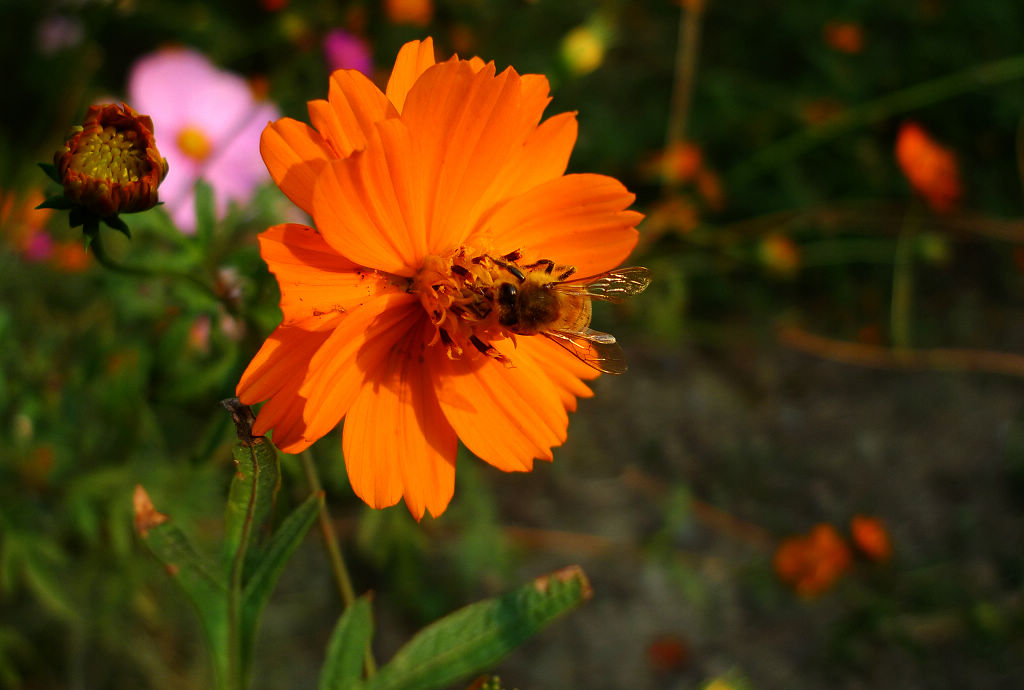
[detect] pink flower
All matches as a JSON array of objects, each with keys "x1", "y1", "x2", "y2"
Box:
[
  {"x1": 323, "y1": 29, "x2": 373, "y2": 76},
  {"x1": 128, "y1": 48, "x2": 280, "y2": 233}
]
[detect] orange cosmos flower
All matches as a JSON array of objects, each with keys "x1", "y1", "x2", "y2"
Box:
[
  {"x1": 895, "y1": 122, "x2": 961, "y2": 213},
  {"x1": 850, "y1": 514, "x2": 892, "y2": 562},
  {"x1": 237, "y1": 38, "x2": 644, "y2": 520},
  {"x1": 823, "y1": 21, "x2": 864, "y2": 54},
  {"x1": 773, "y1": 523, "x2": 852, "y2": 597},
  {"x1": 385, "y1": 0, "x2": 433, "y2": 27}
]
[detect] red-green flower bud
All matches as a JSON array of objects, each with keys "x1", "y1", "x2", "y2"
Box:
[{"x1": 55, "y1": 102, "x2": 168, "y2": 217}]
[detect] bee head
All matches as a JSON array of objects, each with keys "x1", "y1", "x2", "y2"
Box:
[{"x1": 497, "y1": 281, "x2": 519, "y2": 327}]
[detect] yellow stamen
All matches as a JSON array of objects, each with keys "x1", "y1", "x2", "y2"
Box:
[{"x1": 176, "y1": 125, "x2": 212, "y2": 162}]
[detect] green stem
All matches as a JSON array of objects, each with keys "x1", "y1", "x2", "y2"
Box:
[
  {"x1": 891, "y1": 205, "x2": 918, "y2": 349},
  {"x1": 88, "y1": 226, "x2": 222, "y2": 301},
  {"x1": 227, "y1": 445, "x2": 261, "y2": 690},
  {"x1": 730, "y1": 53, "x2": 1024, "y2": 184},
  {"x1": 299, "y1": 450, "x2": 377, "y2": 677}
]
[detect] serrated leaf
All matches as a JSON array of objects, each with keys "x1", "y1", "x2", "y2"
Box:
[
  {"x1": 223, "y1": 436, "x2": 280, "y2": 573},
  {"x1": 239, "y1": 492, "x2": 322, "y2": 676},
  {"x1": 135, "y1": 486, "x2": 229, "y2": 688},
  {"x1": 319, "y1": 596, "x2": 374, "y2": 690},
  {"x1": 242, "y1": 492, "x2": 321, "y2": 614},
  {"x1": 194, "y1": 180, "x2": 215, "y2": 246},
  {"x1": 366, "y1": 566, "x2": 592, "y2": 690}
]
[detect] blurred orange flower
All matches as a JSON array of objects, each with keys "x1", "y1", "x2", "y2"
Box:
[
  {"x1": 646, "y1": 141, "x2": 703, "y2": 185},
  {"x1": 895, "y1": 122, "x2": 961, "y2": 213},
  {"x1": 647, "y1": 634, "x2": 689, "y2": 672},
  {"x1": 774, "y1": 524, "x2": 852, "y2": 597},
  {"x1": 850, "y1": 515, "x2": 892, "y2": 562},
  {"x1": 2, "y1": 189, "x2": 51, "y2": 256},
  {"x1": 386, "y1": 0, "x2": 433, "y2": 26},
  {"x1": 51, "y1": 242, "x2": 91, "y2": 272},
  {"x1": 238, "y1": 38, "x2": 642, "y2": 519},
  {"x1": 1, "y1": 189, "x2": 90, "y2": 270},
  {"x1": 823, "y1": 21, "x2": 863, "y2": 54}
]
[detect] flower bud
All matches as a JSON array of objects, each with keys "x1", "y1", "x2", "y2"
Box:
[{"x1": 55, "y1": 102, "x2": 168, "y2": 218}]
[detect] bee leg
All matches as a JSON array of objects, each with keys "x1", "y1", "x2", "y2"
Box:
[
  {"x1": 523, "y1": 258, "x2": 556, "y2": 273},
  {"x1": 489, "y1": 257, "x2": 525, "y2": 282},
  {"x1": 557, "y1": 266, "x2": 577, "y2": 281},
  {"x1": 501, "y1": 249, "x2": 523, "y2": 262},
  {"x1": 470, "y1": 335, "x2": 512, "y2": 365}
]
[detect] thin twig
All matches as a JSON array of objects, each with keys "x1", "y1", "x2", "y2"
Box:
[
  {"x1": 730, "y1": 52, "x2": 1024, "y2": 184},
  {"x1": 778, "y1": 324, "x2": 1024, "y2": 378},
  {"x1": 664, "y1": 0, "x2": 705, "y2": 158},
  {"x1": 890, "y1": 204, "x2": 918, "y2": 348},
  {"x1": 89, "y1": 226, "x2": 221, "y2": 298}
]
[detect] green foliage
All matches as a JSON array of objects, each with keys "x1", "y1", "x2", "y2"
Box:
[
  {"x1": 364, "y1": 567, "x2": 591, "y2": 690},
  {"x1": 319, "y1": 596, "x2": 374, "y2": 690},
  {"x1": 137, "y1": 419, "x2": 320, "y2": 690}
]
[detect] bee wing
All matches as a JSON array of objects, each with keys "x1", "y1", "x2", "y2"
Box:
[
  {"x1": 555, "y1": 266, "x2": 652, "y2": 303},
  {"x1": 544, "y1": 328, "x2": 629, "y2": 375}
]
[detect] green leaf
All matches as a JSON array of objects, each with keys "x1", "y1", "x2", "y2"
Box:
[
  {"x1": 135, "y1": 486, "x2": 229, "y2": 688},
  {"x1": 38, "y1": 161, "x2": 60, "y2": 183},
  {"x1": 242, "y1": 492, "x2": 322, "y2": 621},
  {"x1": 319, "y1": 596, "x2": 374, "y2": 690},
  {"x1": 194, "y1": 180, "x2": 216, "y2": 246},
  {"x1": 366, "y1": 566, "x2": 593, "y2": 690},
  {"x1": 223, "y1": 435, "x2": 280, "y2": 574}
]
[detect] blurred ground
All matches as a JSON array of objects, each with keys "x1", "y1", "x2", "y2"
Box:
[{"x1": 492, "y1": 342, "x2": 1024, "y2": 689}]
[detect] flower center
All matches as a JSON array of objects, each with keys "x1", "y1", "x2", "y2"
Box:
[
  {"x1": 411, "y1": 249, "x2": 577, "y2": 365},
  {"x1": 68, "y1": 125, "x2": 149, "y2": 183},
  {"x1": 176, "y1": 125, "x2": 213, "y2": 162}
]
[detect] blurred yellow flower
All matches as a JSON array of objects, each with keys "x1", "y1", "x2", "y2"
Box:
[{"x1": 561, "y1": 24, "x2": 608, "y2": 76}]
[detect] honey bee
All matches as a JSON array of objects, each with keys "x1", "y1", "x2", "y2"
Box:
[{"x1": 491, "y1": 259, "x2": 651, "y2": 374}]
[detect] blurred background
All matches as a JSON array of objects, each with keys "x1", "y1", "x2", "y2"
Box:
[{"x1": 3, "y1": 0, "x2": 1024, "y2": 688}]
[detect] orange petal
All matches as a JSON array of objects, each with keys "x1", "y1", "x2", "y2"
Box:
[
  {"x1": 480, "y1": 173, "x2": 643, "y2": 278},
  {"x1": 260, "y1": 118, "x2": 333, "y2": 216},
  {"x1": 386, "y1": 37, "x2": 437, "y2": 113},
  {"x1": 486, "y1": 111, "x2": 578, "y2": 205},
  {"x1": 400, "y1": 60, "x2": 531, "y2": 254},
  {"x1": 259, "y1": 223, "x2": 398, "y2": 330},
  {"x1": 238, "y1": 323, "x2": 332, "y2": 406},
  {"x1": 432, "y1": 342, "x2": 568, "y2": 472},
  {"x1": 311, "y1": 122, "x2": 427, "y2": 275},
  {"x1": 322, "y1": 69, "x2": 398, "y2": 156},
  {"x1": 296, "y1": 292, "x2": 421, "y2": 448},
  {"x1": 343, "y1": 321, "x2": 457, "y2": 519},
  {"x1": 514, "y1": 336, "x2": 596, "y2": 412},
  {"x1": 238, "y1": 324, "x2": 335, "y2": 453},
  {"x1": 256, "y1": 383, "x2": 317, "y2": 454}
]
